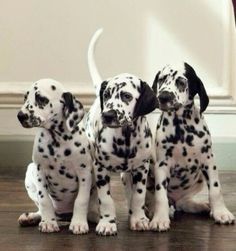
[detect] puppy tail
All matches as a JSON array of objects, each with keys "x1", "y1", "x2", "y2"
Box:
[{"x1": 87, "y1": 28, "x2": 103, "y2": 97}]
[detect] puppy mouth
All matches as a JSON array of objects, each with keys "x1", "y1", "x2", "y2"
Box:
[
  {"x1": 158, "y1": 102, "x2": 182, "y2": 112},
  {"x1": 20, "y1": 117, "x2": 42, "y2": 128},
  {"x1": 102, "y1": 118, "x2": 133, "y2": 128}
]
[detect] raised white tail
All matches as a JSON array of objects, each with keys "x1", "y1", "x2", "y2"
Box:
[{"x1": 87, "y1": 28, "x2": 103, "y2": 96}]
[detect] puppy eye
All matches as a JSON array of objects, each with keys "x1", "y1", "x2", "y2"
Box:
[
  {"x1": 103, "y1": 91, "x2": 111, "y2": 101},
  {"x1": 121, "y1": 91, "x2": 133, "y2": 102},
  {"x1": 176, "y1": 78, "x2": 187, "y2": 90}
]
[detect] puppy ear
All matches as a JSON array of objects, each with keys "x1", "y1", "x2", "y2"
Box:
[
  {"x1": 133, "y1": 81, "x2": 158, "y2": 118},
  {"x1": 99, "y1": 81, "x2": 108, "y2": 111},
  {"x1": 152, "y1": 71, "x2": 161, "y2": 94},
  {"x1": 62, "y1": 92, "x2": 85, "y2": 131},
  {"x1": 184, "y1": 63, "x2": 209, "y2": 113}
]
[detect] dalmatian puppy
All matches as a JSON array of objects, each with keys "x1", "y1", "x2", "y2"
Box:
[
  {"x1": 17, "y1": 79, "x2": 96, "y2": 234},
  {"x1": 86, "y1": 29, "x2": 158, "y2": 235},
  {"x1": 148, "y1": 62, "x2": 235, "y2": 231}
]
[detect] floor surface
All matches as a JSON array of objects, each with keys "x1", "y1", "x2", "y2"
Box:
[{"x1": 0, "y1": 172, "x2": 236, "y2": 251}]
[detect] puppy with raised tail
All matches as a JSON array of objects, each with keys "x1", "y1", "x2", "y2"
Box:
[
  {"x1": 17, "y1": 79, "x2": 96, "y2": 234},
  {"x1": 86, "y1": 29, "x2": 158, "y2": 235},
  {"x1": 148, "y1": 63, "x2": 235, "y2": 231}
]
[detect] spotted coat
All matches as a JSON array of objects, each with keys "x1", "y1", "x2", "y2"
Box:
[
  {"x1": 147, "y1": 62, "x2": 235, "y2": 231},
  {"x1": 17, "y1": 79, "x2": 97, "y2": 234}
]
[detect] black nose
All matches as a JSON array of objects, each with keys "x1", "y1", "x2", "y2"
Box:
[
  {"x1": 17, "y1": 111, "x2": 29, "y2": 123},
  {"x1": 102, "y1": 110, "x2": 117, "y2": 124},
  {"x1": 158, "y1": 91, "x2": 174, "y2": 104}
]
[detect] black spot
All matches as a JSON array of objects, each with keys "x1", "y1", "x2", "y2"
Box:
[
  {"x1": 214, "y1": 181, "x2": 219, "y2": 187},
  {"x1": 66, "y1": 173, "x2": 74, "y2": 179},
  {"x1": 137, "y1": 189, "x2": 143, "y2": 193},
  {"x1": 194, "y1": 118, "x2": 200, "y2": 124},
  {"x1": 80, "y1": 148, "x2": 86, "y2": 154},
  {"x1": 186, "y1": 135, "x2": 194, "y2": 146},
  {"x1": 74, "y1": 142, "x2": 81, "y2": 147},
  {"x1": 47, "y1": 144, "x2": 54, "y2": 156},
  {"x1": 38, "y1": 146, "x2": 44, "y2": 153},
  {"x1": 60, "y1": 188, "x2": 68, "y2": 193},
  {"x1": 163, "y1": 118, "x2": 169, "y2": 126},
  {"x1": 51, "y1": 85, "x2": 56, "y2": 90},
  {"x1": 59, "y1": 170, "x2": 65, "y2": 175},
  {"x1": 64, "y1": 149, "x2": 71, "y2": 156},
  {"x1": 133, "y1": 172, "x2": 143, "y2": 184},
  {"x1": 156, "y1": 184, "x2": 161, "y2": 190}
]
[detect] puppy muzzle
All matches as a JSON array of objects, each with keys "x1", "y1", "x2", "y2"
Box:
[
  {"x1": 157, "y1": 91, "x2": 181, "y2": 111},
  {"x1": 102, "y1": 109, "x2": 133, "y2": 128},
  {"x1": 17, "y1": 111, "x2": 42, "y2": 128}
]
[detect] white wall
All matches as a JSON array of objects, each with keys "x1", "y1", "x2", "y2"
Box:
[{"x1": 0, "y1": 0, "x2": 235, "y2": 100}]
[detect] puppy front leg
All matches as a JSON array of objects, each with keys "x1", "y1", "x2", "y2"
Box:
[
  {"x1": 94, "y1": 161, "x2": 117, "y2": 236},
  {"x1": 34, "y1": 165, "x2": 59, "y2": 232},
  {"x1": 129, "y1": 161, "x2": 150, "y2": 231},
  {"x1": 69, "y1": 165, "x2": 92, "y2": 234},
  {"x1": 201, "y1": 159, "x2": 235, "y2": 224},
  {"x1": 149, "y1": 161, "x2": 170, "y2": 231}
]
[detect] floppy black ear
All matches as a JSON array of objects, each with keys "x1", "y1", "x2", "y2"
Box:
[
  {"x1": 62, "y1": 92, "x2": 85, "y2": 131},
  {"x1": 133, "y1": 81, "x2": 159, "y2": 118},
  {"x1": 99, "y1": 81, "x2": 108, "y2": 111},
  {"x1": 184, "y1": 63, "x2": 209, "y2": 113},
  {"x1": 152, "y1": 71, "x2": 161, "y2": 94}
]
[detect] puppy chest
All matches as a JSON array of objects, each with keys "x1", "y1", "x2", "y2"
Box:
[
  {"x1": 168, "y1": 165, "x2": 202, "y2": 191},
  {"x1": 43, "y1": 166, "x2": 79, "y2": 201}
]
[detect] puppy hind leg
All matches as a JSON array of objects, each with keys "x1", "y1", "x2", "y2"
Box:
[
  {"x1": 18, "y1": 163, "x2": 41, "y2": 226},
  {"x1": 175, "y1": 198, "x2": 210, "y2": 214},
  {"x1": 175, "y1": 179, "x2": 210, "y2": 214}
]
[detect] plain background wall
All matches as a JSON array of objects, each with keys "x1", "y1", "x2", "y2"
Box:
[
  {"x1": 0, "y1": 0, "x2": 235, "y2": 172},
  {"x1": 0, "y1": 0, "x2": 234, "y2": 95}
]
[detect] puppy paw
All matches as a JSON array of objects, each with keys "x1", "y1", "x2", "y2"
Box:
[
  {"x1": 96, "y1": 219, "x2": 117, "y2": 236},
  {"x1": 130, "y1": 215, "x2": 150, "y2": 231},
  {"x1": 211, "y1": 208, "x2": 235, "y2": 224},
  {"x1": 149, "y1": 216, "x2": 170, "y2": 232},
  {"x1": 69, "y1": 221, "x2": 89, "y2": 234},
  {"x1": 18, "y1": 212, "x2": 41, "y2": 227},
  {"x1": 39, "y1": 220, "x2": 60, "y2": 233}
]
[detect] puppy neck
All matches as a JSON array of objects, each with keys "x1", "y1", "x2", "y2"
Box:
[{"x1": 163, "y1": 100, "x2": 201, "y2": 120}]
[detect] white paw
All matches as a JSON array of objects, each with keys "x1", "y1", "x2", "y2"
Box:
[
  {"x1": 149, "y1": 216, "x2": 170, "y2": 232},
  {"x1": 18, "y1": 212, "x2": 41, "y2": 226},
  {"x1": 96, "y1": 219, "x2": 117, "y2": 236},
  {"x1": 39, "y1": 220, "x2": 60, "y2": 233},
  {"x1": 130, "y1": 215, "x2": 150, "y2": 231},
  {"x1": 211, "y1": 208, "x2": 235, "y2": 224},
  {"x1": 69, "y1": 221, "x2": 89, "y2": 234}
]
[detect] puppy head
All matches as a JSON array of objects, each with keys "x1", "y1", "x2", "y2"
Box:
[
  {"x1": 99, "y1": 73, "x2": 158, "y2": 128},
  {"x1": 17, "y1": 79, "x2": 84, "y2": 131},
  {"x1": 152, "y1": 62, "x2": 209, "y2": 113}
]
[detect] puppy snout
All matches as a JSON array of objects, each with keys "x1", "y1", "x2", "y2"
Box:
[
  {"x1": 158, "y1": 91, "x2": 174, "y2": 104},
  {"x1": 17, "y1": 111, "x2": 29, "y2": 123},
  {"x1": 102, "y1": 109, "x2": 117, "y2": 124}
]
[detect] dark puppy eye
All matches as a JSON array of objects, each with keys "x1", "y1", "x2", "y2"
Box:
[
  {"x1": 103, "y1": 90, "x2": 111, "y2": 101},
  {"x1": 121, "y1": 91, "x2": 133, "y2": 102},
  {"x1": 176, "y1": 77, "x2": 187, "y2": 91}
]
